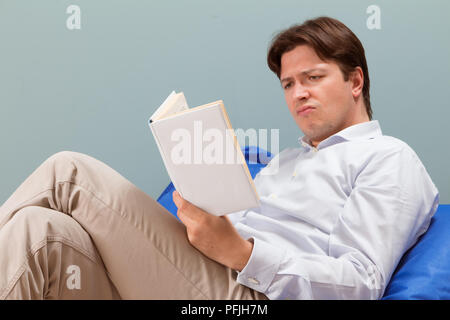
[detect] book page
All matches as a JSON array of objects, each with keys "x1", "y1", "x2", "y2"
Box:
[
  {"x1": 151, "y1": 92, "x2": 189, "y2": 122},
  {"x1": 150, "y1": 91, "x2": 176, "y2": 122}
]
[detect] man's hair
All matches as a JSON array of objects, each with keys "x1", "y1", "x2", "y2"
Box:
[{"x1": 267, "y1": 16, "x2": 372, "y2": 120}]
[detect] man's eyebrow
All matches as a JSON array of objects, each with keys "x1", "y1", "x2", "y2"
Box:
[{"x1": 280, "y1": 68, "x2": 326, "y2": 83}]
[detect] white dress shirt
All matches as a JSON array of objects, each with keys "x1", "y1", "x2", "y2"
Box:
[{"x1": 229, "y1": 120, "x2": 439, "y2": 300}]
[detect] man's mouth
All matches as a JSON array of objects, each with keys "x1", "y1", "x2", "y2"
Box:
[{"x1": 297, "y1": 106, "x2": 315, "y2": 116}]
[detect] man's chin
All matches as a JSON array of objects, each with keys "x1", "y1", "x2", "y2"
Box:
[
  {"x1": 298, "y1": 122, "x2": 320, "y2": 138},
  {"x1": 300, "y1": 127, "x2": 331, "y2": 146}
]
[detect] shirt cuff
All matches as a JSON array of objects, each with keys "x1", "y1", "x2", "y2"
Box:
[{"x1": 236, "y1": 237, "x2": 285, "y2": 294}]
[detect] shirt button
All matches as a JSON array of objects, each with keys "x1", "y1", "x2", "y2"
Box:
[
  {"x1": 248, "y1": 277, "x2": 260, "y2": 285},
  {"x1": 269, "y1": 193, "x2": 277, "y2": 199}
]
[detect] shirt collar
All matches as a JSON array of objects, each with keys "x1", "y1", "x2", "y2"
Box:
[{"x1": 298, "y1": 120, "x2": 383, "y2": 151}]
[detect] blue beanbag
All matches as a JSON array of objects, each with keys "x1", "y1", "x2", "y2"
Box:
[
  {"x1": 156, "y1": 146, "x2": 450, "y2": 300},
  {"x1": 382, "y1": 204, "x2": 450, "y2": 299}
]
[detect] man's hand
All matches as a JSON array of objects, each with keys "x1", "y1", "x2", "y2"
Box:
[{"x1": 172, "y1": 190, "x2": 253, "y2": 272}]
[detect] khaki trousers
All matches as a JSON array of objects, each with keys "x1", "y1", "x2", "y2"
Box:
[{"x1": 0, "y1": 151, "x2": 268, "y2": 300}]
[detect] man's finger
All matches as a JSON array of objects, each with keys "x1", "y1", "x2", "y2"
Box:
[
  {"x1": 172, "y1": 190, "x2": 205, "y2": 223},
  {"x1": 173, "y1": 191, "x2": 194, "y2": 212},
  {"x1": 172, "y1": 190, "x2": 183, "y2": 208}
]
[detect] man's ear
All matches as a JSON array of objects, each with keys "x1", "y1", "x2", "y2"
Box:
[{"x1": 350, "y1": 67, "x2": 364, "y2": 99}]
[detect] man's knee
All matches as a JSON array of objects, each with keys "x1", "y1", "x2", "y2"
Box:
[
  {"x1": 44, "y1": 150, "x2": 84, "y2": 169},
  {"x1": 43, "y1": 150, "x2": 114, "y2": 185}
]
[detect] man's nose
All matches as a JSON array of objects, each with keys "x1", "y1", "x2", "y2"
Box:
[{"x1": 293, "y1": 84, "x2": 310, "y2": 100}]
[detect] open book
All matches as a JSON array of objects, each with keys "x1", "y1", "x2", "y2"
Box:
[{"x1": 148, "y1": 91, "x2": 260, "y2": 216}]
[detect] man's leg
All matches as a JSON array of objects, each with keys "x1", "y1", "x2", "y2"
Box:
[
  {"x1": 0, "y1": 151, "x2": 267, "y2": 299},
  {"x1": 0, "y1": 206, "x2": 120, "y2": 299}
]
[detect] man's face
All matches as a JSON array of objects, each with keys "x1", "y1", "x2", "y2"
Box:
[{"x1": 280, "y1": 45, "x2": 364, "y2": 147}]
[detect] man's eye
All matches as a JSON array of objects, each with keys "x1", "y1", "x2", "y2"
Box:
[
  {"x1": 309, "y1": 75, "x2": 321, "y2": 81},
  {"x1": 283, "y1": 82, "x2": 292, "y2": 89}
]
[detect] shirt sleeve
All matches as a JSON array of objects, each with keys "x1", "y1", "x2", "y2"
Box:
[{"x1": 236, "y1": 145, "x2": 439, "y2": 300}]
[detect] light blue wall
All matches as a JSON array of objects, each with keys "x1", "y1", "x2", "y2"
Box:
[{"x1": 1, "y1": 0, "x2": 449, "y2": 203}]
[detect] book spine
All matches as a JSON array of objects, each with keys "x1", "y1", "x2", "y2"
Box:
[{"x1": 219, "y1": 103, "x2": 260, "y2": 207}]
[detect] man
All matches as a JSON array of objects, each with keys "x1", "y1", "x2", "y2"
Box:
[{"x1": 0, "y1": 17, "x2": 439, "y2": 300}]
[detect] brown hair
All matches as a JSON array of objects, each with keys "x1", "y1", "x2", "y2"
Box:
[{"x1": 267, "y1": 16, "x2": 372, "y2": 120}]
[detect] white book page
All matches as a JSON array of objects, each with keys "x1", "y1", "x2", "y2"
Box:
[
  {"x1": 150, "y1": 91, "x2": 189, "y2": 122},
  {"x1": 150, "y1": 91, "x2": 176, "y2": 122}
]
